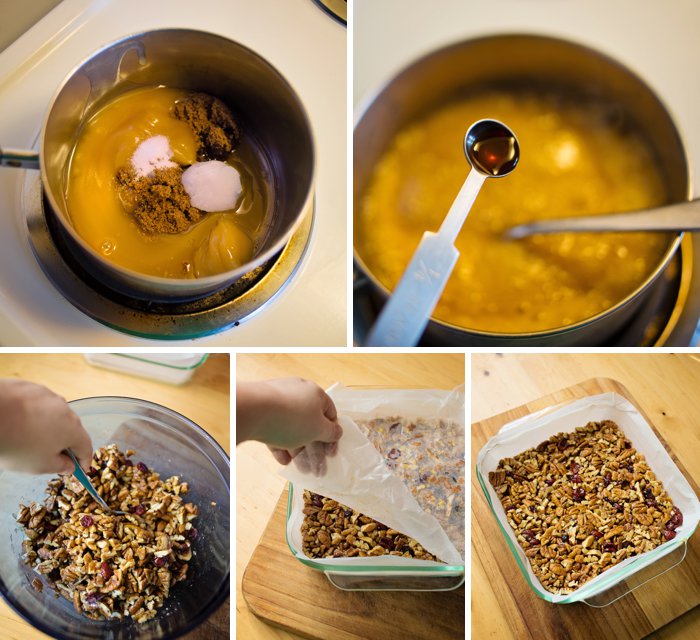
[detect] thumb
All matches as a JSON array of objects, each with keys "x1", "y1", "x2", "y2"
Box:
[{"x1": 316, "y1": 419, "x2": 342, "y2": 444}]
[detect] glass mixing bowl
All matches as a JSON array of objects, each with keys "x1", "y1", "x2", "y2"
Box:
[{"x1": 0, "y1": 397, "x2": 230, "y2": 640}]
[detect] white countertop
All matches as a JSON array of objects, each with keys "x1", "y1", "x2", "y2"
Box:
[{"x1": 0, "y1": 0, "x2": 347, "y2": 346}]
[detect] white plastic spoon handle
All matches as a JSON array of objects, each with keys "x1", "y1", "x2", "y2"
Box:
[{"x1": 365, "y1": 170, "x2": 486, "y2": 347}]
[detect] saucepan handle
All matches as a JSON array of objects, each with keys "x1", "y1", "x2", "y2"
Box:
[{"x1": 0, "y1": 147, "x2": 40, "y2": 170}]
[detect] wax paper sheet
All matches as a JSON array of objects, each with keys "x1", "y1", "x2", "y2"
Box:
[{"x1": 281, "y1": 384, "x2": 465, "y2": 567}]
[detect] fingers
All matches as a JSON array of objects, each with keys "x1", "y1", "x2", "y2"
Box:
[
  {"x1": 324, "y1": 441, "x2": 338, "y2": 458},
  {"x1": 67, "y1": 413, "x2": 94, "y2": 471},
  {"x1": 320, "y1": 390, "x2": 338, "y2": 422},
  {"x1": 269, "y1": 448, "x2": 292, "y2": 466},
  {"x1": 316, "y1": 418, "x2": 343, "y2": 444}
]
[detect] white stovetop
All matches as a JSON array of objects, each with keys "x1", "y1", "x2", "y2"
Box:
[{"x1": 0, "y1": 0, "x2": 346, "y2": 346}]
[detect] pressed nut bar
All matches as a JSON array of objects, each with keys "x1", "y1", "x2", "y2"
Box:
[
  {"x1": 17, "y1": 444, "x2": 199, "y2": 622},
  {"x1": 355, "y1": 416, "x2": 465, "y2": 556},
  {"x1": 301, "y1": 490, "x2": 439, "y2": 561},
  {"x1": 489, "y1": 420, "x2": 682, "y2": 594}
]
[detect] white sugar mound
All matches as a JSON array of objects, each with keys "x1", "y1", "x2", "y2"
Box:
[
  {"x1": 181, "y1": 161, "x2": 242, "y2": 212},
  {"x1": 131, "y1": 135, "x2": 177, "y2": 178}
]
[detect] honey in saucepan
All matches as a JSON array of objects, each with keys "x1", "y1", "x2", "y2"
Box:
[
  {"x1": 356, "y1": 90, "x2": 670, "y2": 333},
  {"x1": 66, "y1": 86, "x2": 272, "y2": 279}
]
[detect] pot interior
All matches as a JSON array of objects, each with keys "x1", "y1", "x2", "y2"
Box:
[
  {"x1": 354, "y1": 34, "x2": 689, "y2": 338},
  {"x1": 41, "y1": 29, "x2": 314, "y2": 292}
]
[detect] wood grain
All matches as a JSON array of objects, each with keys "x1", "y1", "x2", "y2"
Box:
[
  {"x1": 472, "y1": 361, "x2": 700, "y2": 640},
  {"x1": 0, "y1": 353, "x2": 230, "y2": 640},
  {"x1": 236, "y1": 353, "x2": 465, "y2": 640},
  {"x1": 243, "y1": 488, "x2": 465, "y2": 640}
]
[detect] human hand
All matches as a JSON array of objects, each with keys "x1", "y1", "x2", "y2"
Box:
[
  {"x1": 237, "y1": 377, "x2": 343, "y2": 475},
  {"x1": 0, "y1": 380, "x2": 93, "y2": 474}
]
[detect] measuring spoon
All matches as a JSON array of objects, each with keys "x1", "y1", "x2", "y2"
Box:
[{"x1": 365, "y1": 119, "x2": 519, "y2": 346}]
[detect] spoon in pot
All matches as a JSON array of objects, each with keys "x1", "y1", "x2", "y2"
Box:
[
  {"x1": 506, "y1": 200, "x2": 700, "y2": 239},
  {"x1": 63, "y1": 448, "x2": 127, "y2": 516},
  {"x1": 365, "y1": 119, "x2": 519, "y2": 347}
]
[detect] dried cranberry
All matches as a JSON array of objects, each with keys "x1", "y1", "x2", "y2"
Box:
[
  {"x1": 136, "y1": 462, "x2": 148, "y2": 473},
  {"x1": 154, "y1": 556, "x2": 166, "y2": 567},
  {"x1": 557, "y1": 439, "x2": 568, "y2": 451},
  {"x1": 388, "y1": 422, "x2": 401, "y2": 433},
  {"x1": 568, "y1": 474, "x2": 582, "y2": 484},
  {"x1": 132, "y1": 504, "x2": 146, "y2": 516},
  {"x1": 642, "y1": 487, "x2": 653, "y2": 499},
  {"x1": 570, "y1": 462, "x2": 581, "y2": 474},
  {"x1": 572, "y1": 487, "x2": 585, "y2": 502},
  {"x1": 545, "y1": 478, "x2": 554, "y2": 486},
  {"x1": 187, "y1": 527, "x2": 199, "y2": 540},
  {"x1": 528, "y1": 506, "x2": 536, "y2": 513},
  {"x1": 387, "y1": 448, "x2": 401, "y2": 460},
  {"x1": 670, "y1": 507, "x2": 683, "y2": 528},
  {"x1": 80, "y1": 515, "x2": 93, "y2": 528},
  {"x1": 85, "y1": 592, "x2": 102, "y2": 609},
  {"x1": 663, "y1": 529, "x2": 676, "y2": 541},
  {"x1": 623, "y1": 464, "x2": 634, "y2": 473},
  {"x1": 593, "y1": 530, "x2": 603, "y2": 539},
  {"x1": 645, "y1": 499, "x2": 658, "y2": 508},
  {"x1": 615, "y1": 503, "x2": 624, "y2": 513},
  {"x1": 522, "y1": 529, "x2": 539, "y2": 544},
  {"x1": 561, "y1": 533, "x2": 569, "y2": 543},
  {"x1": 418, "y1": 473, "x2": 429, "y2": 483},
  {"x1": 603, "y1": 473, "x2": 612, "y2": 486},
  {"x1": 602, "y1": 542, "x2": 617, "y2": 553},
  {"x1": 623, "y1": 440, "x2": 631, "y2": 449},
  {"x1": 310, "y1": 494, "x2": 323, "y2": 508},
  {"x1": 86, "y1": 466, "x2": 98, "y2": 477},
  {"x1": 124, "y1": 459, "x2": 133, "y2": 467},
  {"x1": 621, "y1": 541, "x2": 633, "y2": 549},
  {"x1": 378, "y1": 536, "x2": 393, "y2": 550},
  {"x1": 100, "y1": 562, "x2": 112, "y2": 580},
  {"x1": 343, "y1": 508, "x2": 353, "y2": 518}
]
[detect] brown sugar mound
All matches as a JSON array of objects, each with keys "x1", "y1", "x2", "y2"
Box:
[
  {"x1": 173, "y1": 92, "x2": 240, "y2": 161},
  {"x1": 116, "y1": 166, "x2": 204, "y2": 234}
]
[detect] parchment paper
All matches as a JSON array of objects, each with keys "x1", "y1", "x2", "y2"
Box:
[{"x1": 281, "y1": 384, "x2": 465, "y2": 567}]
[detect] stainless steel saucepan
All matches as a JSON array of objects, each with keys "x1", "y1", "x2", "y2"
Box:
[{"x1": 1, "y1": 29, "x2": 315, "y2": 302}]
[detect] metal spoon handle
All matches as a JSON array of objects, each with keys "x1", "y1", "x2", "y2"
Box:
[
  {"x1": 0, "y1": 147, "x2": 40, "y2": 169},
  {"x1": 507, "y1": 199, "x2": 700, "y2": 239},
  {"x1": 63, "y1": 448, "x2": 113, "y2": 513}
]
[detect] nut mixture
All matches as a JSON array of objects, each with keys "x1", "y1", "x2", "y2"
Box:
[
  {"x1": 356, "y1": 416, "x2": 465, "y2": 556},
  {"x1": 489, "y1": 420, "x2": 683, "y2": 594},
  {"x1": 301, "y1": 490, "x2": 438, "y2": 561},
  {"x1": 17, "y1": 444, "x2": 200, "y2": 622}
]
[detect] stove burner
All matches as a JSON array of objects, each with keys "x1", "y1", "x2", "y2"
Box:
[
  {"x1": 22, "y1": 172, "x2": 313, "y2": 339},
  {"x1": 354, "y1": 235, "x2": 699, "y2": 347}
]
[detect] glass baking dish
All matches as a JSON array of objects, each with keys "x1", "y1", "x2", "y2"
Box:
[
  {"x1": 285, "y1": 384, "x2": 465, "y2": 591},
  {"x1": 286, "y1": 483, "x2": 465, "y2": 591},
  {"x1": 84, "y1": 354, "x2": 208, "y2": 385},
  {"x1": 476, "y1": 391, "x2": 700, "y2": 606}
]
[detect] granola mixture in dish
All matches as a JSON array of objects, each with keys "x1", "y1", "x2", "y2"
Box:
[
  {"x1": 301, "y1": 490, "x2": 438, "y2": 561},
  {"x1": 355, "y1": 416, "x2": 465, "y2": 556},
  {"x1": 489, "y1": 420, "x2": 683, "y2": 594},
  {"x1": 17, "y1": 444, "x2": 199, "y2": 622}
]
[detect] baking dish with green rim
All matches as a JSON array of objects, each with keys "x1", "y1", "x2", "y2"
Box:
[
  {"x1": 476, "y1": 392, "x2": 700, "y2": 606},
  {"x1": 285, "y1": 483, "x2": 465, "y2": 591}
]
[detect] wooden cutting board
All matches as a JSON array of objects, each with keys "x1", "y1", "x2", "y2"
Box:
[
  {"x1": 472, "y1": 377, "x2": 700, "y2": 640},
  {"x1": 242, "y1": 487, "x2": 465, "y2": 640}
]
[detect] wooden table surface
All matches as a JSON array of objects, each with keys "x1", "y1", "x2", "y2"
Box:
[
  {"x1": 0, "y1": 353, "x2": 230, "y2": 640},
  {"x1": 236, "y1": 353, "x2": 465, "y2": 640},
  {"x1": 471, "y1": 353, "x2": 700, "y2": 640}
]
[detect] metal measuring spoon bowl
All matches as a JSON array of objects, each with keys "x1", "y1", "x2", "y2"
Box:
[
  {"x1": 63, "y1": 448, "x2": 128, "y2": 516},
  {"x1": 464, "y1": 119, "x2": 520, "y2": 177}
]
